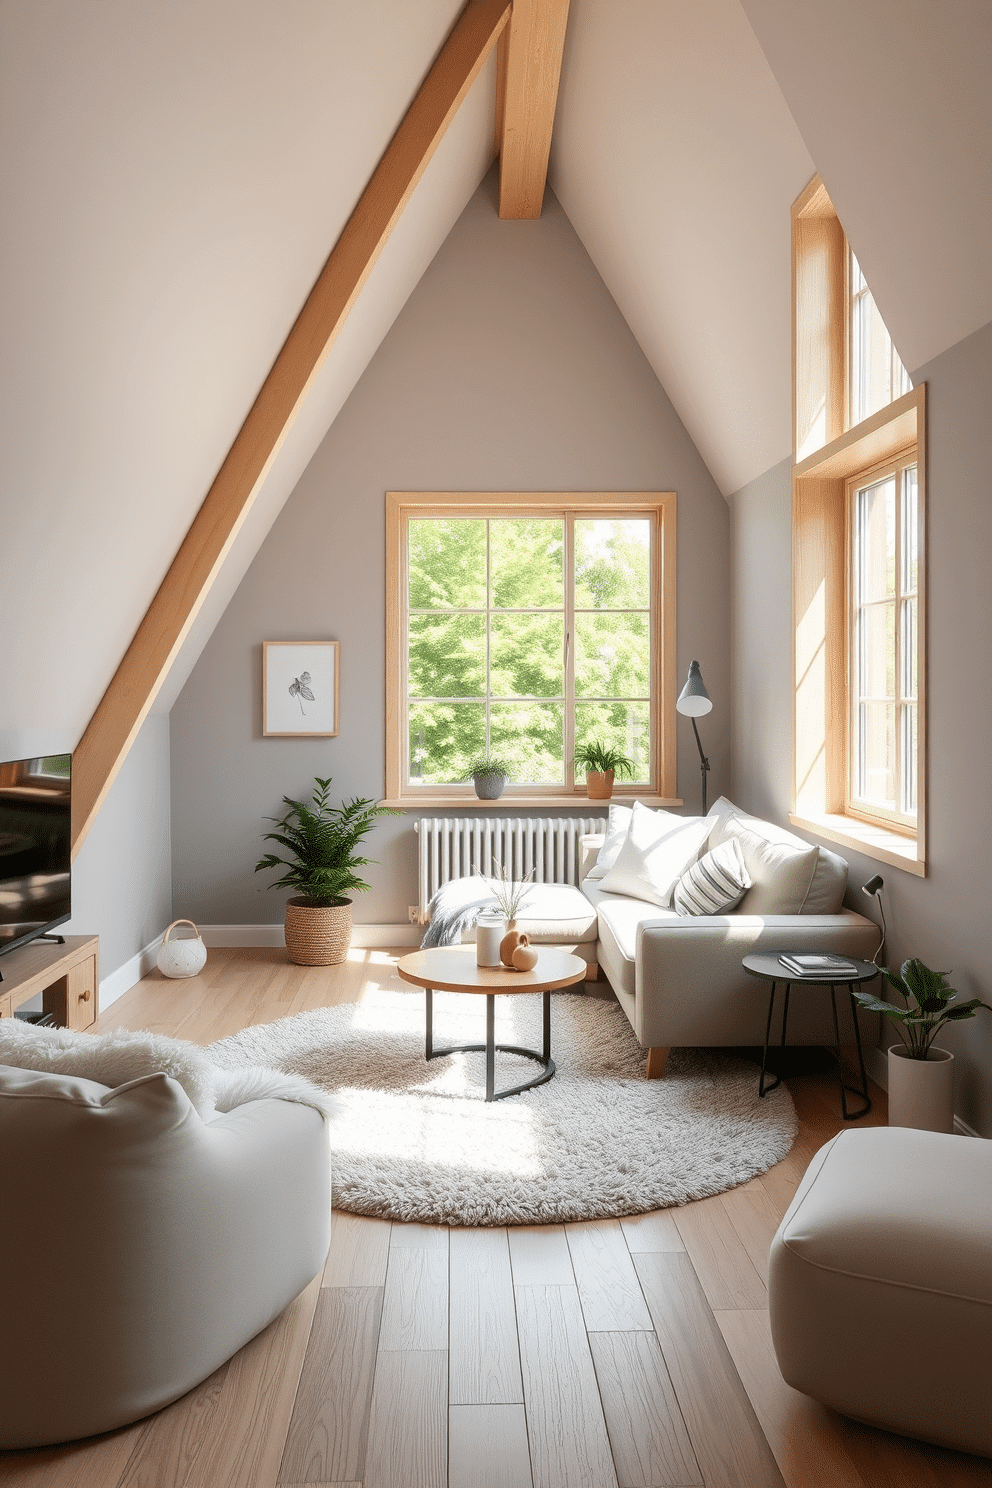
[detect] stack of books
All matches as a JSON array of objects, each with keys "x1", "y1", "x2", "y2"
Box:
[{"x1": 777, "y1": 952, "x2": 861, "y2": 978}]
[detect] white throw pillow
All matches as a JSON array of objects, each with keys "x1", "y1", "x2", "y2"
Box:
[
  {"x1": 673, "y1": 837, "x2": 751, "y2": 916},
  {"x1": 600, "y1": 802, "x2": 713, "y2": 907},
  {"x1": 584, "y1": 803, "x2": 633, "y2": 879}
]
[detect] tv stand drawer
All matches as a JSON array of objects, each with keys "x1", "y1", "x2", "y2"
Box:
[{"x1": 0, "y1": 936, "x2": 99, "y2": 1030}]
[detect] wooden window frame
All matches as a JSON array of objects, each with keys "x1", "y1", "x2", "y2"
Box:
[
  {"x1": 383, "y1": 491, "x2": 678, "y2": 808},
  {"x1": 846, "y1": 452, "x2": 919, "y2": 834},
  {"x1": 792, "y1": 176, "x2": 926, "y2": 875}
]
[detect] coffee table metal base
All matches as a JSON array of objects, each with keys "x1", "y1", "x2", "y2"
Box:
[{"x1": 425, "y1": 985, "x2": 555, "y2": 1101}]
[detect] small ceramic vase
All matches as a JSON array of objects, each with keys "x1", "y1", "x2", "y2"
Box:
[
  {"x1": 511, "y1": 934, "x2": 538, "y2": 972},
  {"x1": 500, "y1": 920, "x2": 523, "y2": 968}
]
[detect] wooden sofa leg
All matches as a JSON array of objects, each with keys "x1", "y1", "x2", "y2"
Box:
[
  {"x1": 583, "y1": 961, "x2": 599, "y2": 982},
  {"x1": 646, "y1": 1046, "x2": 670, "y2": 1079}
]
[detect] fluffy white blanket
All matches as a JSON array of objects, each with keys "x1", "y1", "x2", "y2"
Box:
[{"x1": 0, "y1": 1018, "x2": 337, "y2": 1120}]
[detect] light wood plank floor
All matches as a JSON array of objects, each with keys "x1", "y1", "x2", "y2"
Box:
[{"x1": 1, "y1": 947, "x2": 988, "y2": 1488}]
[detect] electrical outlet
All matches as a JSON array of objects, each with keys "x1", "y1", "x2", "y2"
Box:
[{"x1": 408, "y1": 906, "x2": 420, "y2": 924}]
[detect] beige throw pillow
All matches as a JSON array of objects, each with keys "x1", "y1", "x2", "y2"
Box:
[
  {"x1": 600, "y1": 802, "x2": 713, "y2": 907},
  {"x1": 729, "y1": 823, "x2": 819, "y2": 915}
]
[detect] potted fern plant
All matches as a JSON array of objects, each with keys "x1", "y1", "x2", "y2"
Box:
[
  {"x1": 574, "y1": 741, "x2": 636, "y2": 800},
  {"x1": 255, "y1": 777, "x2": 399, "y2": 965},
  {"x1": 854, "y1": 959, "x2": 991, "y2": 1132}
]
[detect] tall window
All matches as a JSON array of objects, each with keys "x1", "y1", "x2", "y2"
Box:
[
  {"x1": 848, "y1": 248, "x2": 911, "y2": 427},
  {"x1": 849, "y1": 457, "x2": 918, "y2": 827},
  {"x1": 386, "y1": 495, "x2": 676, "y2": 802}
]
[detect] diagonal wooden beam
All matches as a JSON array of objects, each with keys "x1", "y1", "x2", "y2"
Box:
[
  {"x1": 498, "y1": 0, "x2": 571, "y2": 219},
  {"x1": 70, "y1": 0, "x2": 510, "y2": 858}
]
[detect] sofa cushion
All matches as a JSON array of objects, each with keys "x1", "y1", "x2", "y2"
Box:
[
  {"x1": 708, "y1": 797, "x2": 845, "y2": 914},
  {"x1": 673, "y1": 837, "x2": 751, "y2": 916},
  {"x1": 584, "y1": 802, "x2": 633, "y2": 879},
  {"x1": 464, "y1": 882, "x2": 599, "y2": 944},
  {"x1": 600, "y1": 803, "x2": 712, "y2": 907},
  {"x1": 582, "y1": 879, "x2": 677, "y2": 997}
]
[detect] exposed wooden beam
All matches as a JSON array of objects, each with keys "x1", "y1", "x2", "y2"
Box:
[
  {"x1": 70, "y1": 0, "x2": 510, "y2": 858},
  {"x1": 498, "y1": 0, "x2": 571, "y2": 219}
]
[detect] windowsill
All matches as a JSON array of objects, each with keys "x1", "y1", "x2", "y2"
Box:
[
  {"x1": 379, "y1": 794, "x2": 683, "y2": 811},
  {"x1": 790, "y1": 810, "x2": 925, "y2": 877}
]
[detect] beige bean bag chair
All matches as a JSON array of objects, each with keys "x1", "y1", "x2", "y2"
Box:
[{"x1": 0, "y1": 1023, "x2": 332, "y2": 1449}]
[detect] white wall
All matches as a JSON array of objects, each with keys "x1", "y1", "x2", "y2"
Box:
[
  {"x1": 730, "y1": 321, "x2": 992, "y2": 1135},
  {"x1": 170, "y1": 171, "x2": 733, "y2": 927},
  {"x1": 65, "y1": 713, "x2": 173, "y2": 998}
]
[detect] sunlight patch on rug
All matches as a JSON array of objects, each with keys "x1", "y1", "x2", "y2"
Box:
[{"x1": 210, "y1": 988, "x2": 797, "y2": 1225}]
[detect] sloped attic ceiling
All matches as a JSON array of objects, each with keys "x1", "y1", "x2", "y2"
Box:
[
  {"x1": 0, "y1": 0, "x2": 495, "y2": 747},
  {"x1": 3, "y1": 0, "x2": 988, "y2": 776}
]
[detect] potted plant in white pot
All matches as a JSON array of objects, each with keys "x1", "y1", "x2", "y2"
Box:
[
  {"x1": 573, "y1": 741, "x2": 636, "y2": 800},
  {"x1": 854, "y1": 959, "x2": 991, "y2": 1132},
  {"x1": 255, "y1": 777, "x2": 399, "y2": 966},
  {"x1": 465, "y1": 753, "x2": 512, "y2": 800}
]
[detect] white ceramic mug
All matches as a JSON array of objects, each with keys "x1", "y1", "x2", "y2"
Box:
[{"x1": 475, "y1": 911, "x2": 504, "y2": 967}]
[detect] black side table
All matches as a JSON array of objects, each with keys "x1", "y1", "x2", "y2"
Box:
[{"x1": 741, "y1": 953, "x2": 878, "y2": 1120}]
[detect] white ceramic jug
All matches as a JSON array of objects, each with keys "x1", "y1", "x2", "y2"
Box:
[{"x1": 156, "y1": 920, "x2": 208, "y2": 979}]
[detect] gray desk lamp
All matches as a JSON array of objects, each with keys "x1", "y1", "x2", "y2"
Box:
[{"x1": 676, "y1": 660, "x2": 712, "y2": 812}]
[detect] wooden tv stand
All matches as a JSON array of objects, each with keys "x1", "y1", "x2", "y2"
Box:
[{"x1": 0, "y1": 935, "x2": 99, "y2": 1030}]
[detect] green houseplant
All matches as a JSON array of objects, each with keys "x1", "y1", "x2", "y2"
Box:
[
  {"x1": 573, "y1": 741, "x2": 636, "y2": 800},
  {"x1": 255, "y1": 777, "x2": 399, "y2": 965},
  {"x1": 854, "y1": 959, "x2": 991, "y2": 1132},
  {"x1": 464, "y1": 753, "x2": 512, "y2": 801}
]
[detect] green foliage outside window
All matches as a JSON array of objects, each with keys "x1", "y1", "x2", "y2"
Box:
[{"x1": 407, "y1": 515, "x2": 652, "y2": 786}]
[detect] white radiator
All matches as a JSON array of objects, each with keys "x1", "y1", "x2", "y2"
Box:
[{"x1": 415, "y1": 815, "x2": 606, "y2": 918}]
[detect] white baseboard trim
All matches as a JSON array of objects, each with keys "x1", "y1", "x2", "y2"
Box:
[
  {"x1": 865, "y1": 1043, "x2": 979, "y2": 1137},
  {"x1": 199, "y1": 923, "x2": 422, "y2": 949},
  {"x1": 100, "y1": 938, "x2": 161, "y2": 1011}
]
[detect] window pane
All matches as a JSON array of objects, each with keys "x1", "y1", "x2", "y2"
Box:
[
  {"x1": 902, "y1": 703, "x2": 917, "y2": 816},
  {"x1": 574, "y1": 519, "x2": 650, "y2": 608},
  {"x1": 901, "y1": 596, "x2": 917, "y2": 700},
  {"x1": 857, "y1": 477, "x2": 895, "y2": 601},
  {"x1": 490, "y1": 519, "x2": 563, "y2": 608},
  {"x1": 409, "y1": 701, "x2": 485, "y2": 784},
  {"x1": 574, "y1": 701, "x2": 650, "y2": 784},
  {"x1": 408, "y1": 519, "x2": 485, "y2": 608},
  {"x1": 490, "y1": 703, "x2": 564, "y2": 784},
  {"x1": 902, "y1": 464, "x2": 918, "y2": 593},
  {"x1": 574, "y1": 613, "x2": 650, "y2": 698},
  {"x1": 490, "y1": 613, "x2": 563, "y2": 698},
  {"x1": 857, "y1": 601, "x2": 895, "y2": 699},
  {"x1": 408, "y1": 614, "x2": 485, "y2": 698},
  {"x1": 857, "y1": 700, "x2": 896, "y2": 808}
]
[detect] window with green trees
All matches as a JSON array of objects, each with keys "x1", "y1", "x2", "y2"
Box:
[{"x1": 386, "y1": 496, "x2": 676, "y2": 800}]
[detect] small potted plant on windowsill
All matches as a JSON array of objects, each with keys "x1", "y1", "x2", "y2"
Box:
[
  {"x1": 255, "y1": 777, "x2": 399, "y2": 966},
  {"x1": 573, "y1": 742, "x2": 636, "y2": 800},
  {"x1": 854, "y1": 958, "x2": 991, "y2": 1133},
  {"x1": 465, "y1": 754, "x2": 512, "y2": 801}
]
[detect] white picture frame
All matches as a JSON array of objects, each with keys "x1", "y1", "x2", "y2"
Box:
[{"x1": 263, "y1": 641, "x2": 339, "y2": 737}]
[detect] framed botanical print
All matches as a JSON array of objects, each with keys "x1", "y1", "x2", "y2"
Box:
[{"x1": 263, "y1": 641, "x2": 339, "y2": 737}]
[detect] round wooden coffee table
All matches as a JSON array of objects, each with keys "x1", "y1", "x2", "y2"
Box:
[{"x1": 396, "y1": 945, "x2": 586, "y2": 1101}]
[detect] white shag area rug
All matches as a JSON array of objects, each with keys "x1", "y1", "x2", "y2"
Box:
[{"x1": 209, "y1": 987, "x2": 797, "y2": 1226}]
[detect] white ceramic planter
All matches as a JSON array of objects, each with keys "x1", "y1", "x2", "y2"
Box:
[{"x1": 887, "y1": 1044, "x2": 955, "y2": 1133}]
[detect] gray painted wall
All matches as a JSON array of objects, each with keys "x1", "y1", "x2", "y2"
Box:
[
  {"x1": 170, "y1": 170, "x2": 732, "y2": 927},
  {"x1": 65, "y1": 712, "x2": 173, "y2": 982},
  {"x1": 730, "y1": 320, "x2": 992, "y2": 1136}
]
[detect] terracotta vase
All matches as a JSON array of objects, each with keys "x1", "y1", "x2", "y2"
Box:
[
  {"x1": 499, "y1": 920, "x2": 523, "y2": 968},
  {"x1": 511, "y1": 935, "x2": 539, "y2": 972},
  {"x1": 586, "y1": 770, "x2": 615, "y2": 800}
]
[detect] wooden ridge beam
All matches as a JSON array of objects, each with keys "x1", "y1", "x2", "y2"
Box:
[
  {"x1": 70, "y1": 0, "x2": 510, "y2": 857},
  {"x1": 498, "y1": 0, "x2": 571, "y2": 219}
]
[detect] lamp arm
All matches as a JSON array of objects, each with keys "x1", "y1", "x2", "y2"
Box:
[{"x1": 690, "y1": 717, "x2": 711, "y2": 814}]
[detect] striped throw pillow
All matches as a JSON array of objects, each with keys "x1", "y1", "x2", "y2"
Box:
[{"x1": 673, "y1": 837, "x2": 751, "y2": 917}]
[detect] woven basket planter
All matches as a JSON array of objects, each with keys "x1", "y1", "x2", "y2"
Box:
[{"x1": 284, "y1": 896, "x2": 353, "y2": 966}]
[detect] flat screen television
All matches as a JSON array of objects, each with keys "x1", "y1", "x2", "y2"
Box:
[{"x1": 0, "y1": 754, "x2": 71, "y2": 958}]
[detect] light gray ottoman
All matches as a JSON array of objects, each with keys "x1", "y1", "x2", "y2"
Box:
[{"x1": 769, "y1": 1126, "x2": 992, "y2": 1457}]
